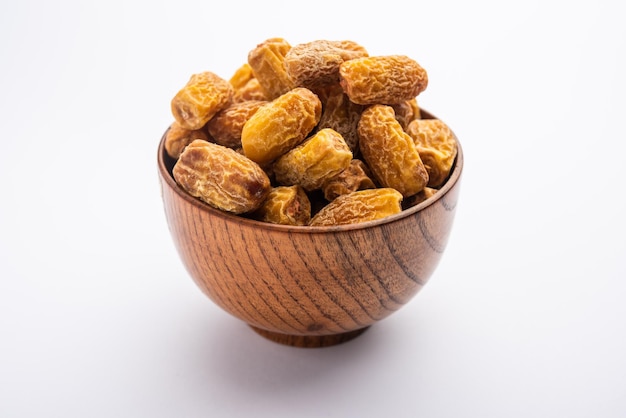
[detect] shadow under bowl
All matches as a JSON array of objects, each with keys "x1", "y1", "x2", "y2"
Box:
[{"x1": 157, "y1": 109, "x2": 463, "y2": 348}]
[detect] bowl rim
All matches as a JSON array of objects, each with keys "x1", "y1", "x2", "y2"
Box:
[{"x1": 157, "y1": 109, "x2": 463, "y2": 234}]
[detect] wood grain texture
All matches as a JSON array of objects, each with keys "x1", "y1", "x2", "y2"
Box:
[{"x1": 157, "y1": 110, "x2": 463, "y2": 347}]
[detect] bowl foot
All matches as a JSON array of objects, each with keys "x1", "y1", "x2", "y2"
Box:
[{"x1": 250, "y1": 326, "x2": 370, "y2": 348}]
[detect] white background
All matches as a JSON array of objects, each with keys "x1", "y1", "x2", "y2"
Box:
[{"x1": 1, "y1": 1, "x2": 625, "y2": 417}]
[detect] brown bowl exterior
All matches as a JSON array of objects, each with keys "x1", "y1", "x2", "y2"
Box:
[{"x1": 158, "y1": 110, "x2": 463, "y2": 346}]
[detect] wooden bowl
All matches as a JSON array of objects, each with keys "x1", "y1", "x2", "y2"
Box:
[{"x1": 157, "y1": 110, "x2": 463, "y2": 348}]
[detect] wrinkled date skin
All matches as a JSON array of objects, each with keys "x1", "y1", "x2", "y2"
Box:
[
  {"x1": 309, "y1": 188, "x2": 403, "y2": 226},
  {"x1": 207, "y1": 100, "x2": 267, "y2": 149},
  {"x1": 285, "y1": 40, "x2": 368, "y2": 90},
  {"x1": 358, "y1": 105, "x2": 429, "y2": 197},
  {"x1": 164, "y1": 121, "x2": 210, "y2": 159},
  {"x1": 232, "y1": 78, "x2": 268, "y2": 103},
  {"x1": 251, "y1": 185, "x2": 311, "y2": 225},
  {"x1": 322, "y1": 159, "x2": 376, "y2": 201},
  {"x1": 247, "y1": 38, "x2": 295, "y2": 100},
  {"x1": 339, "y1": 55, "x2": 428, "y2": 105},
  {"x1": 229, "y1": 63, "x2": 255, "y2": 90},
  {"x1": 273, "y1": 128, "x2": 353, "y2": 191},
  {"x1": 406, "y1": 119, "x2": 458, "y2": 188},
  {"x1": 171, "y1": 71, "x2": 233, "y2": 130},
  {"x1": 315, "y1": 83, "x2": 364, "y2": 153},
  {"x1": 241, "y1": 87, "x2": 322, "y2": 166},
  {"x1": 173, "y1": 139, "x2": 271, "y2": 214},
  {"x1": 391, "y1": 99, "x2": 420, "y2": 130}
]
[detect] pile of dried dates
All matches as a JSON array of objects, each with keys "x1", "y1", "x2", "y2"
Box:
[{"x1": 164, "y1": 38, "x2": 457, "y2": 226}]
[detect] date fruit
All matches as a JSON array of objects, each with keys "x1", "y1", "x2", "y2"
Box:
[
  {"x1": 339, "y1": 55, "x2": 428, "y2": 105},
  {"x1": 171, "y1": 71, "x2": 233, "y2": 130},
  {"x1": 358, "y1": 104, "x2": 429, "y2": 197},
  {"x1": 316, "y1": 83, "x2": 363, "y2": 153},
  {"x1": 173, "y1": 139, "x2": 270, "y2": 214},
  {"x1": 322, "y1": 159, "x2": 376, "y2": 201},
  {"x1": 247, "y1": 37, "x2": 295, "y2": 100},
  {"x1": 273, "y1": 128, "x2": 352, "y2": 191},
  {"x1": 309, "y1": 188, "x2": 403, "y2": 226},
  {"x1": 406, "y1": 119, "x2": 458, "y2": 188},
  {"x1": 251, "y1": 185, "x2": 311, "y2": 225},
  {"x1": 206, "y1": 100, "x2": 267, "y2": 149},
  {"x1": 285, "y1": 40, "x2": 368, "y2": 90},
  {"x1": 241, "y1": 87, "x2": 322, "y2": 166},
  {"x1": 164, "y1": 121, "x2": 210, "y2": 159}
]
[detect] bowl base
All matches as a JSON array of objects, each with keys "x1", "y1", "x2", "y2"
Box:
[{"x1": 250, "y1": 326, "x2": 370, "y2": 348}]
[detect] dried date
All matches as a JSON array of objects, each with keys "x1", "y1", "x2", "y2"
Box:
[
  {"x1": 247, "y1": 38, "x2": 295, "y2": 100},
  {"x1": 172, "y1": 139, "x2": 270, "y2": 214},
  {"x1": 406, "y1": 119, "x2": 457, "y2": 188},
  {"x1": 232, "y1": 78, "x2": 268, "y2": 103},
  {"x1": 273, "y1": 128, "x2": 352, "y2": 191},
  {"x1": 391, "y1": 100, "x2": 417, "y2": 130},
  {"x1": 316, "y1": 83, "x2": 363, "y2": 153},
  {"x1": 322, "y1": 159, "x2": 376, "y2": 201},
  {"x1": 241, "y1": 87, "x2": 322, "y2": 166},
  {"x1": 206, "y1": 100, "x2": 267, "y2": 149},
  {"x1": 164, "y1": 120, "x2": 210, "y2": 159},
  {"x1": 358, "y1": 104, "x2": 429, "y2": 197},
  {"x1": 171, "y1": 71, "x2": 233, "y2": 130},
  {"x1": 229, "y1": 63, "x2": 255, "y2": 90},
  {"x1": 251, "y1": 185, "x2": 311, "y2": 225},
  {"x1": 309, "y1": 188, "x2": 403, "y2": 226},
  {"x1": 339, "y1": 55, "x2": 428, "y2": 105},
  {"x1": 285, "y1": 40, "x2": 368, "y2": 90}
]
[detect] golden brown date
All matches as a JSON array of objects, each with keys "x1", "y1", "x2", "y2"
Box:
[
  {"x1": 322, "y1": 159, "x2": 376, "y2": 201},
  {"x1": 229, "y1": 63, "x2": 255, "y2": 90},
  {"x1": 241, "y1": 87, "x2": 322, "y2": 166},
  {"x1": 251, "y1": 185, "x2": 311, "y2": 225},
  {"x1": 409, "y1": 98, "x2": 421, "y2": 120},
  {"x1": 316, "y1": 83, "x2": 364, "y2": 153},
  {"x1": 206, "y1": 100, "x2": 267, "y2": 149},
  {"x1": 391, "y1": 99, "x2": 418, "y2": 130},
  {"x1": 273, "y1": 128, "x2": 352, "y2": 191},
  {"x1": 339, "y1": 55, "x2": 428, "y2": 105},
  {"x1": 232, "y1": 78, "x2": 268, "y2": 103},
  {"x1": 285, "y1": 40, "x2": 368, "y2": 90},
  {"x1": 406, "y1": 119, "x2": 457, "y2": 188},
  {"x1": 172, "y1": 139, "x2": 270, "y2": 214},
  {"x1": 309, "y1": 188, "x2": 403, "y2": 226},
  {"x1": 164, "y1": 121, "x2": 210, "y2": 159},
  {"x1": 247, "y1": 38, "x2": 295, "y2": 100},
  {"x1": 171, "y1": 71, "x2": 233, "y2": 130},
  {"x1": 358, "y1": 105, "x2": 429, "y2": 197}
]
